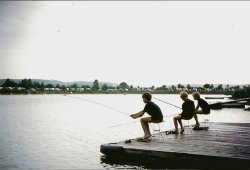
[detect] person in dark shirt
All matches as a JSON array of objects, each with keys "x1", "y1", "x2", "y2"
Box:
[
  {"x1": 130, "y1": 92, "x2": 163, "y2": 140},
  {"x1": 192, "y1": 92, "x2": 210, "y2": 127},
  {"x1": 173, "y1": 91, "x2": 195, "y2": 134}
]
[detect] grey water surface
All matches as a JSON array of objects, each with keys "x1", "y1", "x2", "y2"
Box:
[{"x1": 0, "y1": 94, "x2": 249, "y2": 169}]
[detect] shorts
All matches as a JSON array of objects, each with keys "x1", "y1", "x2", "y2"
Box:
[
  {"x1": 151, "y1": 116, "x2": 163, "y2": 122},
  {"x1": 202, "y1": 109, "x2": 210, "y2": 114},
  {"x1": 180, "y1": 114, "x2": 193, "y2": 120}
]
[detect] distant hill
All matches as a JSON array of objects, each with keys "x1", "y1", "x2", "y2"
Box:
[
  {"x1": 0, "y1": 79, "x2": 117, "y2": 87},
  {"x1": 0, "y1": 79, "x2": 248, "y2": 88}
]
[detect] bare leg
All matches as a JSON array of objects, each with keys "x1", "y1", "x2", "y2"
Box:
[
  {"x1": 177, "y1": 118, "x2": 183, "y2": 129},
  {"x1": 194, "y1": 114, "x2": 200, "y2": 127},
  {"x1": 140, "y1": 117, "x2": 152, "y2": 138},
  {"x1": 173, "y1": 115, "x2": 181, "y2": 132},
  {"x1": 145, "y1": 121, "x2": 151, "y2": 137},
  {"x1": 194, "y1": 110, "x2": 204, "y2": 127}
]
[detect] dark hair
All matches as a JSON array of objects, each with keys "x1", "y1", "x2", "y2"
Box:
[{"x1": 142, "y1": 92, "x2": 152, "y2": 101}]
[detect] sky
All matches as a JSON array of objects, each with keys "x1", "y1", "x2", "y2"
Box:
[{"x1": 0, "y1": 1, "x2": 250, "y2": 87}]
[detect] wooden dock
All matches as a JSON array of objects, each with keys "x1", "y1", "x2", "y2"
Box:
[
  {"x1": 101, "y1": 123, "x2": 250, "y2": 168},
  {"x1": 210, "y1": 98, "x2": 250, "y2": 110},
  {"x1": 222, "y1": 103, "x2": 246, "y2": 108},
  {"x1": 205, "y1": 97, "x2": 226, "y2": 99}
]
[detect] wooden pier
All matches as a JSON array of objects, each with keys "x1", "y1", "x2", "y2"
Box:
[
  {"x1": 205, "y1": 96, "x2": 226, "y2": 99},
  {"x1": 209, "y1": 97, "x2": 250, "y2": 110},
  {"x1": 101, "y1": 123, "x2": 250, "y2": 168},
  {"x1": 222, "y1": 103, "x2": 246, "y2": 108}
]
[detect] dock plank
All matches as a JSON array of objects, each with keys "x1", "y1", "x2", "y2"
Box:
[{"x1": 101, "y1": 123, "x2": 250, "y2": 167}]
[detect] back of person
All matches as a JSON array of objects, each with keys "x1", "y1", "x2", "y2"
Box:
[
  {"x1": 143, "y1": 101, "x2": 163, "y2": 121},
  {"x1": 181, "y1": 99, "x2": 195, "y2": 118},
  {"x1": 198, "y1": 98, "x2": 210, "y2": 114}
]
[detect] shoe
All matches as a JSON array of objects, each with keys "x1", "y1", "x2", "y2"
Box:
[
  {"x1": 136, "y1": 136, "x2": 152, "y2": 142},
  {"x1": 166, "y1": 130, "x2": 179, "y2": 134},
  {"x1": 137, "y1": 138, "x2": 151, "y2": 143},
  {"x1": 192, "y1": 124, "x2": 200, "y2": 128},
  {"x1": 125, "y1": 139, "x2": 131, "y2": 144}
]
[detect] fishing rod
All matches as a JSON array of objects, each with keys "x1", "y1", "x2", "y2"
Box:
[
  {"x1": 65, "y1": 95, "x2": 180, "y2": 128},
  {"x1": 107, "y1": 113, "x2": 178, "y2": 128},
  {"x1": 65, "y1": 95, "x2": 130, "y2": 117},
  {"x1": 153, "y1": 97, "x2": 182, "y2": 109},
  {"x1": 107, "y1": 120, "x2": 138, "y2": 128}
]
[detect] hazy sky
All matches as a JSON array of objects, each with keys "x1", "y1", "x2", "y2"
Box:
[{"x1": 0, "y1": 1, "x2": 249, "y2": 86}]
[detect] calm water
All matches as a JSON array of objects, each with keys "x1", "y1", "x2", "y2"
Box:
[{"x1": 0, "y1": 94, "x2": 249, "y2": 169}]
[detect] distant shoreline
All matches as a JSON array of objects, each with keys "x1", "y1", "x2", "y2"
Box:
[
  {"x1": 1, "y1": 78, "x2": 247, "y2": 97},
  {"x1": 0, "y1": 91, "x2": 228, "y2": 95}
]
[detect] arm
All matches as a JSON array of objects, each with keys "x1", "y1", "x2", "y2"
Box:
[
  {"x1": 195, "y1": 100, "x2": 200, "y2": 111},
  {"x1": 130, "y1": 111, "x2": 145, "y2": 119},
  {"x1": 195, "y1": 104, "x2": 199, "y2": 111}
]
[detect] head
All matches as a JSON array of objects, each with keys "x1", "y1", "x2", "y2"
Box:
[
  {"x1": 142, "y1": 92, "x2": 152, "y2": 103},
  {"x1": 180, "y1": 91, "x2": 188, "y2": 101},
  {"x1": 192, "y1": 92, "x2": 200, "y2": 100}
]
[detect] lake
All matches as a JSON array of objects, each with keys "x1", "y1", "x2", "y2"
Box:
[{"x1": 0, "y1": 94, "x2": 249, "y2": 169}]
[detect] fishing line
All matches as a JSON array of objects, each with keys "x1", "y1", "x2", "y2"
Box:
[
  {"x1": 107, "y1": 120, "x2": 138, "y2": 128},
  {"x1": 65, "y1": 95, "x2": 130, "y2": 117},
  {"x1": 107, "y1": 113, "x2": 178, "y2": 128},
  {"x1": 65, "y1": 95, "x2": 180, "y2": 128},
  {"x1": 153, "y1": 97, "x2": 182, "y2": 109}
]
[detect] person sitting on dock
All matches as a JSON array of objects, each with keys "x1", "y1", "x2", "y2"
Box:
[
  {"x1": 130, "y1": 92, "x2": 163, "y2": 141},
  {"x1": 192, "y1": 92, "x2": 210, "y2": 128},
  {"x1": 173, "y1": 91, "x2": 195, "y2": 134}
]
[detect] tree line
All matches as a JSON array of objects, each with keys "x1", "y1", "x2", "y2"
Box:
[
  {"x1": 232, "y1": 86, "x2": 250, "y2": 98},
  {"x1": 0, "y1": 78, "x2": 249, "y2": 97}
]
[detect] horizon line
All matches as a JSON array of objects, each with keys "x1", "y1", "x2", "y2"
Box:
[{"x1": 0, "y1": 78, "x2": 249, "y2": 87}]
